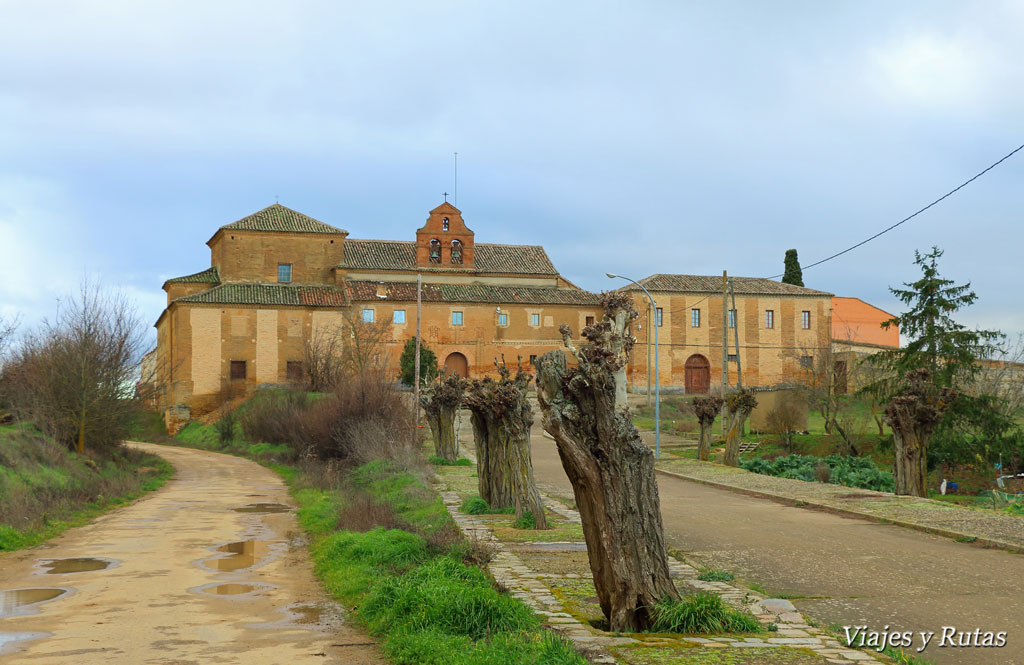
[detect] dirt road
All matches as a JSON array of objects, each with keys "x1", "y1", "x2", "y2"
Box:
[
  {"x1": 0, "y1": 443, "x2": 381, "y2": 665},
  {"x1": 521, "y1": 427, "x2": 1024, "y2": 665}
]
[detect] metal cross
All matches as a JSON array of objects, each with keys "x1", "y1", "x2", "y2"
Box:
[{"x1": 443, "y1": 191, "x2": 448, "y2": 202}]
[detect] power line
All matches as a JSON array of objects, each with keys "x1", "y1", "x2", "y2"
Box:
[{"x1": 765, "y1": 142, "x2": 1024, "y2": 278}]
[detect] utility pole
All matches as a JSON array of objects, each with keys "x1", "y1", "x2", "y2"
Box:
[
  {"x1": 647, "y1": 303, "x2": 652, "y2": 407},
  {"x1": 730, "y1": 280, "x2": 742, "y2": 390},
  {"x1": 721, "y1": 270, "x2": 729, "y2": 438},
  {"x1": 412, "y1": 273, "x2": 422, "y2": 448}
]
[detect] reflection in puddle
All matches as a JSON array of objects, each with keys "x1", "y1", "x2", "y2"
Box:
[
  {"x1": 289, "y1": 603, "x2": 324, "y2": 624},
  {"x1": 205, "y1": 540, "x2": 274, "y2": 572},
  {"x1": 233, "y1": 503, "x2": 291, "y2": 514},
  {"x1": 39, "y1": 558, "x2": 115, "y2": 574},
  {"x1": 208, "y1": 584, "x2": 261, "y2": 595},
  {"x1": 0, "y1": 631, "x2": 51, "y2": 654},
  {"x1": 0, "y1": 588, "x2": 69, "y2": 618}
]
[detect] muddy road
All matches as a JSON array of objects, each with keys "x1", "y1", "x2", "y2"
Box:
[{"x1": 0, "y1": 442, "x2": 381, "y2": 664}]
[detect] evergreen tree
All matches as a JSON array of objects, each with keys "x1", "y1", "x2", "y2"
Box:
[
  {"x1": 782, "y1": 249, "x2": 804, "y2": 286},
  {"x1": 398, "y1": 337, "x2": 438, "y2": 387}
]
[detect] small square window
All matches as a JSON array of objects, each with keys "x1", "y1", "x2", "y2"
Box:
[
  {"x1": 691, "y1": 309, "x2": 700, "y2": 328},
  {"x1": 585, "y1": 316, "x2": 595, "y2": 326},
  {"x1": 728, "y1": 309, "x2": 736, "y2": 328},
  {"x1": 727, "y1": 353, "x2": 738, "y2": 363},
  {"x1": 286, "y1": 361, "x2": 303, "y2": 382},
  {"x1": 498, "y1": 313, "x2": 508, "y2": 326},
  {"x1": 393, "y1": 309, "x2": 406, "y2": 324},
  {"x1": 800, "y1": 355, "x2": 813, "y2": 369},
  {"x1": 801, "y1": 311, "x2": 811, "y2": 329},
  {"x1": 362, "y1": 308, "x2": 374, "y2": 323},
  {"x1": 278, "y1": 263, "x2": 292, "y2": 283},
  {"x1": 530, "y1": 313, "x2": 540, "y2": 326},
  {"x1": 452, "y1": 311, "x2": 464, "y2": 326},
  {"x1": 529, "y1": 354, "x2": 537, "y2": 366},
  {"x1": 655, "y1": 307, "x2": 663, "y2": 327},
  {"x1": 230, "y1": 360, "x2": 247, "y2": 380},
  {"x1": 765, "y1": 310, "x2": 774, "y2": 329}
]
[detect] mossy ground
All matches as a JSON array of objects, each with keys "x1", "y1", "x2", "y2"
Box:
[{"x1": 613, "y1": 643, "x2": 832, "y2": 665}]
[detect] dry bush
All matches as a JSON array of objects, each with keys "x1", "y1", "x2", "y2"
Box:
[
  {"x1": 814, "y1": 462, "x2": 831, "y2": 483},
  {"x1": 336, "y1": 490, "x2": 408, "y2": 532},
  {"x1": 766, "y1": 400, "x2": 802, "y2": 453},
  {"x1": 239, "y1": 390, "x2": 313, "y2": 447}
]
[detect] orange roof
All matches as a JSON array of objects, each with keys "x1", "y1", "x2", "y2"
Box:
[{"x1": 832, "y1": 297, "x2": 899, "y2": 348}]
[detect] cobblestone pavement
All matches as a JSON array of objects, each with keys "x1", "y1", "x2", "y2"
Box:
[
  {"x1": 436, "y1": 455, "x2": 885, "y2": 665},
  {"x1": 654, "y1": 457, "x2": 1024, "y2": 552}
]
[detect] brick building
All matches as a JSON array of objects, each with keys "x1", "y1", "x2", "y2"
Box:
[
  {"x1": 150, "y1": 202, "x2": 602, "y2": 416},
  {"x1": 619, "y1": 274, "x2": 834, "y2": 392}
]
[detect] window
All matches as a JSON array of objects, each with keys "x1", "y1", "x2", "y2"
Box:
[
  {"x1": 727, "y1": 353, "x2": 738, "y2": 363},
  {"x1": 286, "y1": 361, "x2": 303, "y2": 382},
  {"x1": 429, "y1": 238, "x2": 441, "y2": 264},
  {"x1": 277, "y1": 263, "x2": 292, "y2": 283},
  {"x1": 450, "y1": 239, "x2": 463, "y2": 265},
  {"x1": 691, "y1": 308, "x2": 700, "y2": 328},
  {"x1": 498, "y1": 313, "x2": 508, "y2": 326},
  {"x1": 530, "y1": 313, "x2": 540, "y2": 326},
  {"x1": 452, "y1": 311, "x2": 464, "y2": 325},
  {"x1": 393, "y1": 309, "x2": 406, "y2": 324},
  {"x1": 800, "y1": 355, "x2": 813, "y2": 369},
  {"x1": 529, "y1": 354, "x2": 537, "y2": 366},
  {"x1": 362, "y1": 308, "x2": 374, "y2": 323},
  {"x1": 655, "y1": 307, "x2": 663, "y2": 327},
  {"x1": 442, "y1": 217, "x2": 450, "y2": 231},
  {"x1": 765, "y1": 310, "x2": 774, "y2": 329},
  {"x1": 728, "y1": 309, "x2": 736, "y2": 328},
  {"x1": 585, "y1": 316, "x2": 595, "y2": 326},
  {"x1": 230, "y1": 360, "x2": 247, "y2": 380},
  {"x1": 801, "y1": 310, "x2": 810, "y2": 329}
]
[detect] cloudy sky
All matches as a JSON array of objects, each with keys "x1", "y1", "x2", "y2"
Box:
[{"x1": 2, "y1": 1, "x2": 1021, "y2": 345}]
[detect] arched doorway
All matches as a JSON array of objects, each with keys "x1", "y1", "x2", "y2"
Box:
[
  {"x1": 684, "y1": 354, "x2": 710, "y2": 394},
  {"x1": 444, "y1": 352, "x2": 469, "y2": 378}
]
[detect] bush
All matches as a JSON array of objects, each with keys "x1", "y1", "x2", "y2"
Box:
[
  {"x1": 696, "y1": 569, "x2": 735, "y2": 582},
  {"x1": 741, "y1": 454, "x2": 894, "y2": 492},
  {"x1": 429, "y1": 455, "x2": 472, "y2": 466},
  {"x1": 814, "y1": 462, "x2": 831, "y2": 483},
  {"x1": 461, "y1": 496, "x2": 490, "y2": 514},
  {"x1": 512, "y1": 511, "x2": 536, "y2": 529},
  {"x1": 650, "y1": 591, "x2": 762, "y2": 634}
]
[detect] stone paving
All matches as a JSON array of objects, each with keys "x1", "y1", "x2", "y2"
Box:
[
  {"x1": 655, "y1": 457, "x2": 1024, "y2": 552},
  {"x1": 436, "y1": 468, "x2": 887, "y2": 665}
]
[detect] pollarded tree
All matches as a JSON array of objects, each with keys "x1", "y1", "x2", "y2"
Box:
[
  {"x1": 693, "y1": 394, "x2": 723, "y2": 461},
  {"x1": 885, "y1": 368, "x2": 956, "y2": 496},
  {"x1": 722, "y1": 389, "x2": 757, "y2": 466},
  {"x1": 462, "y1": 357, "x2": 547, "y2": 529},
  {"x1": 535, "y1": 292, "x2": 679, "y2": 632},
  {"x1": 420, "y1": 374, "x2": 465, "y2": 462}
]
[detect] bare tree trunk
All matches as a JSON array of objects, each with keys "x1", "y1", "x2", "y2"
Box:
[
  {"x1": 693, "y1": 395, "x2": 723, "y2": 462},
  {"x1": 884, "y1": 369, "x2": 954, "y2": 498},
  {"x1": 535, "y1": 293, "x2": 679, "y2": 632},
  {"x1": 723, "y1": 390, "x2": 757, "y2": 467},
  {"x1": 420, "y1": 375, "x2": 464, "y2": 462},
  {"x1": 463, "y1": 361, "x2": 547, "y2": 529}
]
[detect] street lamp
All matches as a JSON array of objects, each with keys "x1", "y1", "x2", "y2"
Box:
[{"x1": 606, "y1": 272, "x2": 660, "y2": 459}]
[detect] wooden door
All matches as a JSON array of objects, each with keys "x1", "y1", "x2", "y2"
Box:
[
  {"x1": 444, "y1": 352, "x2": 469, "y2": 378},
  {"x1": 684, "y1": 354, "x2": 710, "y2": 394}
]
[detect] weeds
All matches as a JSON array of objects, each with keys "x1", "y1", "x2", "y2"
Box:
[
  {"x1": 512, "y1": 511, "x2": 536, "y2": 529},
  {"x1": 696, "y1": 568, "x2": 735, "y2": 582},
  {"x1": 429, "y1": 455, "x2": 472, "y2": 466},
  {"x1": 650, "y1": 591, "x2": 762, "y2": 634}
]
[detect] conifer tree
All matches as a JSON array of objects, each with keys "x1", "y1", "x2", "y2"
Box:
[{"x1": 782, "y1": 249, "x2": 804, "y2": 286}]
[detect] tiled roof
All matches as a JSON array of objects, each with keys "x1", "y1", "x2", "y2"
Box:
[
  {"x1": 339, "y1": 240, "x2": 557, "y2": 275},
  {"x1": 220, "y1": 204, "x2": 347, "y2": 235},
  {"x1": 634, "y1": 274, "x2": 832, "y2": 297},
  {"x1": 346, "y1": 281, "x2": 600, "y2": 306},
  {"x1": 174, "y1": 283, "x2": 349, "y2": 307},
  {"x1": 164, "y1": 267, "x2": 220, "y2": 285}
]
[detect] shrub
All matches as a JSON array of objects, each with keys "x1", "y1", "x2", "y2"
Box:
[
  {"x1": 512, "y1": 511, "x2": 536, "y2": 529},
  {"x1": 741, "y1": 454, "x2": 894, "y2": 492},
  {"x1": 814, "y1": 462, "x2": 831, "y2": 483},
  {"x1": 650, "y1": 591, "x2": 762, "y2": 634},
  {"x1": 429, "y1": 455, "x2": 472, "y2": 466},
  {"x1": 696, "y1": 569, "x2": 735, "y2": 582}
]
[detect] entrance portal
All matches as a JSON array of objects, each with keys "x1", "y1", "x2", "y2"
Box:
[
  {"x1": 684, "y1": 354, "x2": 710, "y2": 394},
  {"x1": 444, "y1": 352, "x2": 469, "y2": 378}
]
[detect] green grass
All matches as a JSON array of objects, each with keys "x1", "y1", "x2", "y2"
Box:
[
  {"x1": 429, "y1": 455, "x2": 473, "y2": 466},
  {"x1": 650, "y1": 592, "x2": 762, "y2": 634},
  {"x1": 697, "y1": 568, "x2": 735, "y2": 582},
  {"x1": 512, "y1": 510, "x2": 536, "y2": 529}
]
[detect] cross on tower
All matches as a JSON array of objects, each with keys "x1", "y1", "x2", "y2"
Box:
[{"x1": 443, "y1": 192, "x2": 448, "y2": 202}]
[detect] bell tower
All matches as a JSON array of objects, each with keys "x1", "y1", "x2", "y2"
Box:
[{"x1": 415, "y1": 202, "x2": 475, "y2": 269}]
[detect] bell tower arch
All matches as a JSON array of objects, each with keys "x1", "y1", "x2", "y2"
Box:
[{"x1": 415, "y1": 202, "x2": 475, "y2": 269}]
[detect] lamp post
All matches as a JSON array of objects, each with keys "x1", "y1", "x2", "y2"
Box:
[{"x1": 607, "y1": 272, "x2": 660, "y2": 459}]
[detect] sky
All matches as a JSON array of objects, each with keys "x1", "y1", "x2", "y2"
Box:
[{"x1": 2, "y1": 1, "x2": 1022, "y2": 348}]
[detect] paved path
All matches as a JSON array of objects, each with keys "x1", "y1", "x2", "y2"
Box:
[
  {"x1": 512, "y1": 422, "x2": 1024, "y2": 665},
  {"x1": 0, "y1": 443, "x2": 381, "y2": 665}
]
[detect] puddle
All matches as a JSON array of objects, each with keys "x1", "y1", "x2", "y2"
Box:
[
  {"x1": 38, "y1": 557, "x2": 116, "y2": 574},
  {"x1": 233, "y1": 503, "x2": 291, "y2": 514},
  {"x1": 0, "y1": 588, "x2": 70, "y2": 618},
  {"x1": 204, "y1": 540, "x2": 277, "y2": 572},
  {"x1": 191, "y1": 582, "x2": 276, "y2": 597},
  {"x1": 289, "y1": 603, "x2": 325, "y2": 624},
  {"x1": 0, "y1": 632, "x2": 51, "y2": 655}
]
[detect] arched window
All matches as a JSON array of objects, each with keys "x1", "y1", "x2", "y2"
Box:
[
  {"x1": 442, "y1": 217, "x2": 450, "y2": 231},
  {"x1": 429, "y1": 238, "x2": 441, "y2": 264},
  {"x1": 450, "y1": 239, "x2": 463, "y2": 265}
]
